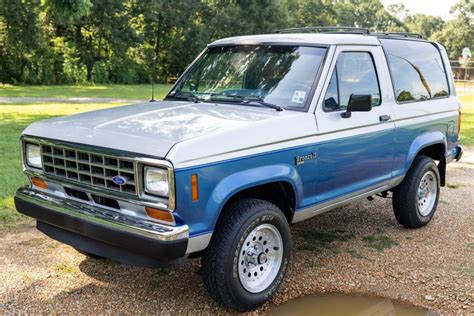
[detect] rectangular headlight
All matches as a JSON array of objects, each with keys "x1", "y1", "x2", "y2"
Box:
[
  {"x1": 144, "y1": 166, "x2": 169, "y2": 197},
  {"x1": 26, "y1": 143, "x2": 42, "y2": 169}
]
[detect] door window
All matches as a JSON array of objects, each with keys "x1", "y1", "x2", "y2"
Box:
[{"x1": 323, "y1": 52, "x2": 381, "y2": 111}]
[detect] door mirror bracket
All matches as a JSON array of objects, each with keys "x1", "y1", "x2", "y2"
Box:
[{"x1": 341, "y1": 94, "x2": 372, "y2": 118}]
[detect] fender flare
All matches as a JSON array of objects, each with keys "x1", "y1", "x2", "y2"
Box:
[
  {"x1": 203, "y1": 164, "x2": 303, "y2": 229},
  {"x1": 405, "y1": 131, "x2": 446, "y2": 172}
]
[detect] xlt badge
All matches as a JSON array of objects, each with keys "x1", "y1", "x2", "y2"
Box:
[{"x1": 295, "y1": 152, "x2": 317, "y2": 165}]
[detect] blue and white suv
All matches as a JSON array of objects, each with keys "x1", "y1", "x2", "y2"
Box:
[{"x1": 15, "y1": 27, "x2": 463, "y2": 311}]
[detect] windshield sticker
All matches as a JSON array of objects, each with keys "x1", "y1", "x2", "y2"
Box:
[{"x1": 292, "y1": 90, "x2": 306, "y2": 104}]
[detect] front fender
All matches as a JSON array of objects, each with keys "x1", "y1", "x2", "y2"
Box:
[
  {"x1": 205, "y1": 164, "x2": 303, "y2": 228},
  {"x1": 405, "y1": 131, "x2": 446, "y2": 171}
]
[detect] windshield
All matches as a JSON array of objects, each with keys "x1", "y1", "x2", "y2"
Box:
[{"x1": 170, "y1": 45, "x2": 327, "y2": 110}]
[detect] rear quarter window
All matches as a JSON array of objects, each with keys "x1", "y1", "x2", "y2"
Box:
[{"x1": 381, "y1": 39, "x2": 449, "y2": 103}]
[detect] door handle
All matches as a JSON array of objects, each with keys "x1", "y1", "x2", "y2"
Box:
[{"x1": 379, "y1": 115, "x2": 391, "y2": 122}]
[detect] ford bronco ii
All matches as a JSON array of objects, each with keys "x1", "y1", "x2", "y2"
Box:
[{"x1": 15, "y1": 27, "x2": 463, "y2": 311}]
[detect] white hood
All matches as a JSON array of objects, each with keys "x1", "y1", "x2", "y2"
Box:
[{"x1": 23, "y1": 101, "x2": 295, "y2": 158}]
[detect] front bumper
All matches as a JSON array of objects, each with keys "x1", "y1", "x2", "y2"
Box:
[{"x1": 15, "y1": 187, "x2": 189, "y2": 267}]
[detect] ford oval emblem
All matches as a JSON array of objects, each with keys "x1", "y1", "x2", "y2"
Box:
[{"x1": 111, "y1": 175, "x2": 127, "y2": 186}]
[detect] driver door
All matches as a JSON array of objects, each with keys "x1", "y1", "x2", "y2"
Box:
[{"x1": 314, "y1": 45, "x2": 396, "y2": 204}]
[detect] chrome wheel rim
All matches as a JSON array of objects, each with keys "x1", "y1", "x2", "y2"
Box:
[
  {"x1": 238, "y1": 223, "x2": 283, "y2": 293},
  {"x1": 417, "y1": 170, "x2": 437, "y2": 216}
]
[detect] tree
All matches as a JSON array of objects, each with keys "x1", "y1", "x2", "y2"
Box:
[
  {"x1": 44, "y1": 0, "x2": 92, "y2": 26},
  {"x1": 431, "y1": 0, "x2": 473, "y2": 59},
  {"x1": 0, "y1": 0, "x2": 470, "y2": 85},
  {"x1": 405, "y1": 14, "x2": 444, "y2": 38}
]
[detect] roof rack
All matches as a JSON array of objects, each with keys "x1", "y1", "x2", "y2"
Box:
[
  {"x1": 372, "y1": 32, "x2": 424, "y2": 39},
  {"x1": 274, "y1": 27, "x2": 424, "y2": 39},
  {"x1": 275, "y1": 26, "x2": 370, "y2": 35}
]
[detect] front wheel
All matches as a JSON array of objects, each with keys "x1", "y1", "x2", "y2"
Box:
[
  {"x1": 201, "y1": 199, "x2": 291, "y2": 312},
  {"x1": 393, "y1": 155, "x2": 440, "y2": 228}
]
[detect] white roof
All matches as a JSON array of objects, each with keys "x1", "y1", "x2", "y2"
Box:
[{"x1": 209, "y1": 33, "x2": 382, "y2": 47}]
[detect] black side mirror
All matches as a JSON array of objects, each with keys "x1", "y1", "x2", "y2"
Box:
[{"x1": 341, "y1": 94, "x2": 372, "y2": 118}]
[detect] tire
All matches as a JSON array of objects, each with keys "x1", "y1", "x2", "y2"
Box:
[
  {"x1": 393, "y1": 155, "x2": 440, "y2": 228},
  {"x1": 201, "y1": 198, "x2": 291, "y2": 312}
]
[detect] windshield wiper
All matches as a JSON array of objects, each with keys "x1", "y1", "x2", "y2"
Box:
[
  {"x1": 208, "y1": 94, "x2": 283, "y2": 112},
  {"x1": 241, "y1": 96, "x2": 283, "y2": 112},
  {"x1": 166, "y1": 91, "x2": 200, "y2": 103}
]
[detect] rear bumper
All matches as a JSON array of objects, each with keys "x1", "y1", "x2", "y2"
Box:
[
  {"x1": 446, "y1": 145, "x2": 463, "y2": 163},
  {"x1": 454, "y1": 145, "x2": 463, "y2": 161},
  {"x1": 15, "y1": 187, "x2": 188, "y2": 267}
]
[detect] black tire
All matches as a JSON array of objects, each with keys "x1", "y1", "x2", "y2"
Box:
[
  {"x1": 74, "y1": 248, "x2": 105, "y2": 259},
  {"x1": 393, "y1": 155, "x2": 440, "y2": 228},
  {"x1": 201, "y1": 198, "x2": 291, "y2": 312}
]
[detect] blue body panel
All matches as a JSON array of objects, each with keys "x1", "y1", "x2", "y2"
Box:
[
  {"x1": 392, "y1": 115, "x2": 458, "y2": 179},
  {"x1": 315, "y1": 129, "x2": 395, "y2": 203},
  {"x1": 174, "y1": 144, "x2": 317, "y2": 236},
  {"x1": 173, "y1": 114, "x2": 458, "y2": 238}
]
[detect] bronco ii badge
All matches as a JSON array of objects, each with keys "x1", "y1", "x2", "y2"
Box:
[{"x1": 295, "y1": 152, "x2": 317, "y2": 165}]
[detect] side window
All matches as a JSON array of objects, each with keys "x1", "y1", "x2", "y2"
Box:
[
  {"x1": 324, "y1": 52, "x2": 381, "y2": 111},
  {"x1": 381, "y1": 39, "x2": 449, "y2": 102}
]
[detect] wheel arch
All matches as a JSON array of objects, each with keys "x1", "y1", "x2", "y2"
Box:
[
  {"x1": 205, "y1": 165, "x2": 302, "y2": 231},
  {"x1": 405, "y1": 131, "x2": 447, "y2": 186}
]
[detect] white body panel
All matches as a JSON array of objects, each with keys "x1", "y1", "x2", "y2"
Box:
[{"x1": 22, "y1": 33, "x2": 459, "y2": 172}]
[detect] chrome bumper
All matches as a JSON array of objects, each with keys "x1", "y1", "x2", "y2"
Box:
[{"x1": 15, "y1": 187, "x2": 188, "y2": 241}]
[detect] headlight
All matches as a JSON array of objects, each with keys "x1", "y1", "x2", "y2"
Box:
[
  {"x1": 26, "y1": 143, "x2": 42, "y2": 169},
  {"x1": 144, "y1": 166, "x2": 169, "y2": 197}
]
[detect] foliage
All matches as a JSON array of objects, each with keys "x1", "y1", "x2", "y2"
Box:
[
  {"x1": 431, "y1": 0, "x2": 474, "y2": 60},
  {"x1": 0, "y1": 0, "x2": 472, "y2": 85},
  {"x1": 91, "y1": 61, "x2": 109, "y2": 84}
]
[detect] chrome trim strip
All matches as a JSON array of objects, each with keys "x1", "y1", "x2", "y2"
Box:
[
  {"x1": 16, "y1": 187, "x2": 188, "y2": 241},
  {"x1": 292, "y1": 176, "x2": 403, "y2": 223},
  {"x1": 186, "y1": 233, "x2": 213, "y2": 254},
  {"x1": 21, "y1": 135, "x2": 176, "y2": 211}
]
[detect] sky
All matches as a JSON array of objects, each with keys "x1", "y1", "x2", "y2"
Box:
[{"x1": 380, "y1": 0, "x2": 459, "y2": 20}]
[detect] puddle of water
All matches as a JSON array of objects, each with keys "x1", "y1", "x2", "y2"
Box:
[{"x1": 271, "y1": 293, "x2": 432, "y2": 316}]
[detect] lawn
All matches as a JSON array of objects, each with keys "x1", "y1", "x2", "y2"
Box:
[
  {"x1": 0, "y1": 83, "x2": 472, "y2": 228},
  {"x1": 0, "y1": 84, "x2": 172, "y2": 100},
  {"x1": 0, "y1": 103, "x2": 128, "y2": 227},
  {"x1": 459, "y1": 92, "x2": 474, "y2": 146}
]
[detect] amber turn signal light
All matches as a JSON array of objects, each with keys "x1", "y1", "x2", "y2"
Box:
[
  {"x1": 191, "y1": 174, "x2": 199, "y2": 201},
  {"x1": 145, "y1": 207, "x2": 174, "y2": 223},
  {"x1": 31, "y1": 177, "x2": 48, "y2": 189}
]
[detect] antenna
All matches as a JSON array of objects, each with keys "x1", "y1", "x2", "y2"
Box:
[
  {"x1": 150, "y1": 81, "x2": 155, "y2": 102},
  {"x1": 150, "y1": 47, "x2": 156, "y2": 102}
]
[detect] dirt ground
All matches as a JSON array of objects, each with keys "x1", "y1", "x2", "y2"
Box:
[{"x1": 0, "y1": 150, "x2": 473, "y2": 315}]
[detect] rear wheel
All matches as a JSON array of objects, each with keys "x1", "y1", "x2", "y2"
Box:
[
  {"x1": 201, "y1": 198, "x2": 291, "y2": 312},
  {"x1": 393, "y1": 155, "x2": 440, "y2": 228}
]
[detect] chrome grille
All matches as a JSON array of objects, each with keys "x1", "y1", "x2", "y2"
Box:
[{"x1": 41, "y1": 144, "x2": 137, "y2": 195}]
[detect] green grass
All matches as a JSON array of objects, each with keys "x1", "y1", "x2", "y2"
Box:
[
  {"x1": 446, "y1": 183, "x2": 462, "y2": 189},
  {"x1": 298, "y1": 229, "x2": 354, "y2": 251},
  {"x1": 362, "y1": 234, "x2": 399, "y2": 252},
  {"x1": 55, "y1": 262, "x2": 79, "y2": 274},
  {"x1": 0, "y1": 84, "x2": 172, "y2": 100},
  {"x1": 347, "y1": 249, "x2": 371, "y2": 260},
  {"x1": 0, "y1": 103, "x2": 128, "y2": 228}
]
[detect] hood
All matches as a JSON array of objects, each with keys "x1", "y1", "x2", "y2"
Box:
[{"x1": 23, "y1": 101, "x2": 283, "y2": 158}]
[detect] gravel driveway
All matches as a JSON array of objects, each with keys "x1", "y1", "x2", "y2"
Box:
[{"x1": 1, "y1": 150, "x2": 473, "y2": 315}]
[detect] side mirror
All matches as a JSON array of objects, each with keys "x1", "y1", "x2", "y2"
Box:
[{"x1": 340, "y1": 94, "x2": 372, "y2": 118}]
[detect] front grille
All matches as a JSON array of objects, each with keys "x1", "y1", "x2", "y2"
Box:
[{"x1": 41, "y1": 144, "x2": 137, "y2": 195}]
